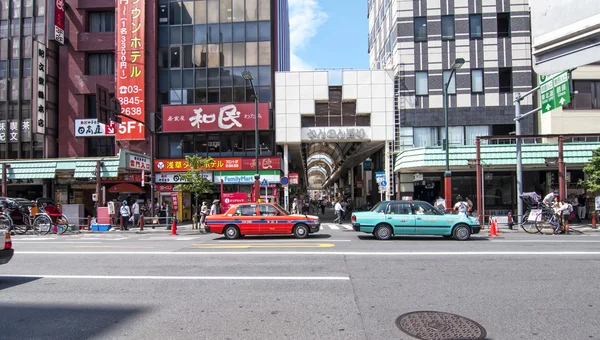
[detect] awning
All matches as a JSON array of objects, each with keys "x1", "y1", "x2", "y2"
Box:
[
  {"x1": 108, "y1": 183, "x2": 144, "y2": 193},
  {"x1": 7, "y1": 162, "x2": 57, "y2": 179}
]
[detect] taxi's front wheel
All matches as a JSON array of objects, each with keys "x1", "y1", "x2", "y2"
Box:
[
  {"x1": 223, "y1": 225, "x2": 240, "y2": 239},
  {"x1": 293, "y1": 224, "x2": 309, "y2": 238}
]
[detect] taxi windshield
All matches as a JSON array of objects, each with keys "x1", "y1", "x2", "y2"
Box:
[{"x1": 274, "y1": 204, "x2": 290, "y2": 215}]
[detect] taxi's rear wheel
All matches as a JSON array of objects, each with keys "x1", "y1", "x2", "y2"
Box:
[
  {"x1": 293, "y1": 224, "x2": 309, "y2": 239},
  {"x1": 223, "y1": 225, "x2": 240, "y2": 239},
  {"x1": 374, "y1": 224, "x2": 392, "y2": 240}
]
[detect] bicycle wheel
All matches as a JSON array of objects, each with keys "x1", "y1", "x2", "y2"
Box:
[
  {"x1": 521, "y1": 210, "x2": 538, "y2": 234},
  {"x1": 535, "y1": 211, "x2": 555, "y2": 233},
  {"x1": 13, "y1": 222, "x2": 28, "y2": 235},
  {"x1": 0, "y1": 215, "x2": 10, "y2": 231},
  {"x1": 33, "y1": 215, "x2": 52, "y2": 235}
]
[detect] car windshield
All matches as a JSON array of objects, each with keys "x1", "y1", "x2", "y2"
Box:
[
  {"x1": 370, "y1": 201, "x2": 390, "y2": 213},
  {"x1": 274, "y1": 203, "x2": 290, "y2": 215}
]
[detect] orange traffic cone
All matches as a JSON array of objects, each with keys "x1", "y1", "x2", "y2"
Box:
[
  {"x1": 495, "y1": 217, "x2": 502, "y2": 235},
  {"x1": 488, "y1": 217, "x2": 497, "y2": 237},
  {"x1": 171, "y1": 219, "x2": 177, "y2": 235}
]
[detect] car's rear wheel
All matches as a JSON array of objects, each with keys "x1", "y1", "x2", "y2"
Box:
[
  {"x1": 293, "y1": 224, "x2": 309, "y2": 239},
  {"x1": 374, "y1": 224, "x2": 393, "y2": 240},
  {"x1": 452, "y1": 224, "x2": 471, "y2": 241},
  {"x1": 223, "y1": 225, "x2": 240, "y2": 239}
]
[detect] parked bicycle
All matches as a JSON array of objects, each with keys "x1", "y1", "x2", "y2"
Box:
[{"x1": 520, "y1": 192, "x2": 543, "y2": 234}]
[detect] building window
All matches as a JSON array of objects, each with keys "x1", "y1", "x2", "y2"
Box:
[
  {"x1": 87, "y1": 53, "x2": 115, "y2": 75},
  {"x1": 87, "y1": 138, "x2": 115, "y2": 157},
  {"x1": 413, "y1": 127, "x2": 438, "y2": 147},
  {"x1": 415, "y1": 71, "x2": 428, "y2": 96},
  {"x1": 471, "y1": 69, "x2": 484, "y2": 93},
  {"x1": 441, "y1": 15, "x2": 454, "y2": 40},
  {"x1": 0, "y1": 21, "x2": 7, "y2": 38},
  {"x1": 440, "y1": 126, "x2": 465, "y2": 146},
  {"x1": 497, "y1": 13, "x2": 510, "y2": 38},
  {"x1": 88, "y1": 11, "x2": 115, "y2": 32},
  {"x1": 568, "y1": 80, "x2": 600, "y2": 109},
  {"x1": 0, "y1": 60, "x2": 6, "y2": 78},
  {"x1": 22, "y1": 58, "x2": 31, "y2": 77},
  {"x1": 469, "y1": 14, "x2": 482, "y2": 39},
  {"x1": 498, "y1": 67, "x2": 512, "y2": 93},
  {"x1": 414, "y1": 17, "x2": 427, "y2": 42},
  {"x1": 87, "y1": 95, "x2": 97, "y2": 118},
  {"x1": 442, "y1": 70, "x2": 456, "y2": 94},
  {"x1": 466, "y1": 126, "x2": 490, "y2": 145},
  {"x1": 23, "y1": 18, "x2": 32, "y2": 35}
]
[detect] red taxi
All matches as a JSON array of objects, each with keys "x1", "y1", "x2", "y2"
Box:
[{"x1": 205, "y1": 203, "x2": 321, "y2": 239}]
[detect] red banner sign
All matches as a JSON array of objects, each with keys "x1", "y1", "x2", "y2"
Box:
[
  {"x1": 170, "y1": 192, "x2": 179, "y2": 212},
  {"x1": 156, "y1": 184, "x2": 175, "y2": 192},
  {"x1": 221, "y1": 192, "x2": 248, "y2": 212},
  {"x1": 155, "y1": 157, "x2": 281, "y2": 172},
  {"x1": 241, "y1": 157, "x2": 281, "y2": 171},
  {"x1": 116, "y1": 0, "x2": 146, "y2": 140},
  {"x1": 162, "y1": 103, "x2": 270, "y2": 133},
  {"x1": 289, "y1": 173, "x2": 299, "y2": 185},
  {"x1": 53, "y1": 0, "x2": 65, "y2": 44}
]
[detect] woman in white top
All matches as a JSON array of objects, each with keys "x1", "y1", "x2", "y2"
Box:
[{"x1": 119, "y1": 201, "x2": 131, "y2": 231}]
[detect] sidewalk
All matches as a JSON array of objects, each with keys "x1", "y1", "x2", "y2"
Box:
[{"x1": 82, "y1": 221, "x2": 207, "y2": 235}]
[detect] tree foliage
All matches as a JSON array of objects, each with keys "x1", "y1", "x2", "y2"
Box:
[
  {"x1": 176, "y1": 155, "x2": 215, "y2": 197},
  {"x1": 580, "y1": 147, "x2": 600, "y2": 193}
]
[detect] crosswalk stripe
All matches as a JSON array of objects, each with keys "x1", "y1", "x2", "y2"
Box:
[{"x1": 328, "y1": 224, "x2": 340, "y2": 230}]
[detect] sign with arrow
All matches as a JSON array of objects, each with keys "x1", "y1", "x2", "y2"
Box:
[{"x1": 541, "y1": 71, "x2": 571, "y2": 114}]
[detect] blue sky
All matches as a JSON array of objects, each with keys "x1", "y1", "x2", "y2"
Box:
[{"x1": 289, "y1": 0, "x2": 369, "y2": 71}]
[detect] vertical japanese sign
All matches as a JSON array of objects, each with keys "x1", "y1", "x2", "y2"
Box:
[
  {"x1": 33, "y1": 41, "x2": 46, "y2": 134},
  {"x1": 116, "y1": 0, "x2": 146, "y2": 140},
  {"x1": 54, "y1": 0, "x2": 65, "y2": 44}
]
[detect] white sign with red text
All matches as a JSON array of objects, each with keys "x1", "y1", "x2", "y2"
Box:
[
  {"x1": 75, "y1": 119, "x2": 115, "y2": 137},
  {"x1": 127, "y1": 155, "x2": 151, "y2": 171}
]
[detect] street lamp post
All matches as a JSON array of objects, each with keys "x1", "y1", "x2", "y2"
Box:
[
  {"x1": 242, "y1": 71, "x2": 261, "y2": 203},
  {"x1": 443, "y1": 58, "x2": 465, "y2": 212}
]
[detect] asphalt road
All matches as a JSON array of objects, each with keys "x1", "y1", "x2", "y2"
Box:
[{"x1": 1, "y1": 225, "x2": 600, "y2": 340}]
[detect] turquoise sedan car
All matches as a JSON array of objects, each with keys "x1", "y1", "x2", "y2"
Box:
[{"x1": 351, "y1": 200, "x2": 481, "y2": 240}]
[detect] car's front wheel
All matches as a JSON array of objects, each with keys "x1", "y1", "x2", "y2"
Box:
[
  {"x1": 374, "y1": 224, "x2": 393, "y2": 240},
  {"x1": 452, "y1": 224, "x2": 471, "y2": 241},
  {"x1": 293, "y1": 224, "x2": 309, "y2": 238},
  {"x1": 223, "y1": 225, "x2": 240, "y2": 239}
]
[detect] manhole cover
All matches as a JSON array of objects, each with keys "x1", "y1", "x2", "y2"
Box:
[{"x1": 395, "y1": 311, "x2": 487, "y2": 340}]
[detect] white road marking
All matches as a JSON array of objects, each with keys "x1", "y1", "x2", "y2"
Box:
[
  {"x1": 491, "y1": 240, "x2": 600, "y2": 243},
  {"x1": 217, "y1": 239, "x2": 351, "y2": 243},
  {"x1": 328, "y1": 224, "x2": 340, "y2": 230},
  {"x1": 12, "y1": 241, "x2": 103, "y2": 244},
  {"x1": 14, "y1": 251, "x2": 600, "y2": 256},
  {"x1": 139, "y1": 236, "x2": 199, "y2": 241},
  {"x1": 341, "y1": 225, "x2": 354, "y2": 230},
  {"x1": 0, "y1": 274, "x2": 349, "y2": 281},
  {"x1": 11, "y1": 238, "x2": 57, "y2": 241}
]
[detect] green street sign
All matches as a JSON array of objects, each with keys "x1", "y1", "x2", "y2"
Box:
[{"x1": 541, "y1": 71, "x2": 571, "y2": 114}]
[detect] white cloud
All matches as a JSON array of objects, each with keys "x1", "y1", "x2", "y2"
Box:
[{"x1": 289, "y1": 0, "x2": 328, "y2": 71}]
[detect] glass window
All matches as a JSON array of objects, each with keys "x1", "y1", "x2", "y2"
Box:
[
  {"x1": 258, "y1": 41, "x2": 271, "y2": 65},
  {"x1": 441, "y1": 15, "x2": 454, "y2": 40},
  {"x1": 246, "y1": 0, "x2": 257, "y2": 21},
  {"x1": 170, "y1": 89, "x2": 183, "y2": 104},
  {"x1": 10, "y1": 20, "x2": 19, "y2": 36},
  {"x1": 159, "y1": 69, "x2": 169, "y2": 90},
  {"x1": 442, "y1": 70, "x2": 456, "y2": 94},
  {"x1": 195, "y1": 88, "x2": 207, "y2": 103},
  {"x1": 182, "y1": 69, "x2": 194, "y2": 88},
  {"x1": 259, "y1": 204, "x2": 280, "y2": 216},
  {"x1": 158, "y1": 48, "x2": 168, "y2": 68},
  {"x1": 465, "y1": 126, "x2": 489, "y2": 145},
  {"x1": 0, "y1": 60, "x2": 6, "y2": 78},
  {"x1": 159, "y1": 4, "x2": 168, "y2": 24},
  {"x1": 220, "y1": 0, "x2": 232, "y2": 22},
  {"x1": 159, "y1": 91, "x2": 169, "y2": 107},
  {"x1": 194, "y1": 25, "x2": 207, "y2": 44},
  {"x1": 182, "y1": 134, "x2": 194, "y2": 156},
  {"x1": 207, "y1": 134, "x2": 221, "y2": 156},
  {"x1": 194, "y1": 45, "x2": 207, "y2": 67},
  {"x1": 170, "y1": 46, "x2": 180, "y2": 67},
  {"x1": 169, "y1": 135, "x2": 183, "y2": 158},
  {"x1": 158, "y1": 27, "x2": 169, "y2": 47},
  {"x1": 208, "y1": 24, "x2": 219, "y2": 43},
  {"x1": 235, "y1": 205, "x2": 257, "y2": 216},
  {"x1": 232, "y1": 68, "x2": 245, "y2": 86},
  {"x1": 34, "y1": 16, "x2": 44, "y2": 35},
  {"x1": 220, "y1": 23, "x2": 232, "y2": 43},
  {"x1": 87, "y1": 94, "x2": 97, "y2": 118},
  {"x1": 182, "y1": 2, "x2": 193, "y2": 24},
  {"x1": 231, "y1": 134, "x2": 243, "y2": 154},
  {"x1": 170, "y1": 70, "x2": 182, "y2": 88},
  {"x1": 258, "y1": 66, "x2": 270, "y2": 86},
  {"x1": 0, "y1": 1, "x2": 5, "y2": 20},
  {"x1": 387, "y1": 202, "x2": 412, "y2": 215},
  {"x1": 207, "y1": 44, "x2": 220, "y2": 68},
  {"x1": 182, "y1": 26, "x2": 193, "y2": 44},
  {"x1": 194, "y1": 0, "x2": 206, "y2": 24},
  {"x1": 182, "y1": 45, "x2": 193, "y2": 68},
  {"x1": 233, "y1": 86, "x2": 246, "y2": 101},
  {"x1": 415, "y1": 71, "x2": 428, "y2": 96},
  {"x1": 471, "y1": 69, "x2": 483, "y2": 93},
  {"x1": 220, "y1": 87, "x2": 233, "y2": 102},
  {"x1": 499, "y1": 67, "x2": 512, "y2": 93},
  {"x1": 0, "y1": 20, "x2": 8, "y2": 38},
  {"x1": 258, "y1": 21, "x2": 270, "y2": 41},
  {"x1": 221, "y1": 67, "x2": 233, "y2": 85},
  {"x1": 170, "y1": 26, "x2": 182, "y2": 44},
  {"x1": 497, "y1": 13, "x2": 510, "y2": 38},
  {"x1": 469, "y1": 14, "x2": 482, "y2": 39},
  {"x1": 232, "y1": 0, "x2": 244, "y2": 22},
  {"x1": 87, "y1": 138, "x2": 116, "y2": 157},
  {"x1": 11, "y1": 0, "x2": 20, "y2": 18},
  {"x1": 87, "y1": 53, "x2": 115, "y2": 75},
  {"x1": 207, "y1": 0, "x2": 219, "y2": 23},
  {"x1": 208, "y1": 68, "x2": 219, "y2": 87},
  {"x1": 23, "y1": 18, "x2": 32, "y2": 36},
  {"x1": 195, "y1": 68, "x2": 207, "y2": 86},
  {"x1": 258, "y1": 0, "x2": 270, "y2": 21},
  {"x1": 170, "y1": 2, "x2": 182, "y2": 25},
  {"x1": 22, "y1": 58, "x2": 31, "y2": 77},
  {"x1": 88, "y1": 11, "x2": 115, "y2": 32},
  {"x1": 233, "y1": 42, "x2": 245, "y2": 66},
  {"x1": 245, "y1": 22, "x2": 258, "y2": 41},
  {"x1": 246, "y1": 42, "x2": 258, "y2": 66},
  {"x1": 414, "y1": 17, "x2": 426, "y2": 42},
  {"x1": 232, "y1": 22, "x2": 245, "y2": 42},
  {"x1": 245, "y1": 132, "x2": 256, "y2": 152},
  {"x1": 258, "y1": 86, "x2": 271, "y2": 103},
  {"x1": 9, "y1": 59, "x2": 17, "y2": 78},
  {"x1": 194, "y1": 134, "x2": 207, "y2": 156},
  {"x1": 440, "y1": 126, "x2": 465, "y2": 146},
  {"x1": 222, "y1": 43, "x2": 233, "y2": 67},
  {"x1": 413, "y1": 127, "x2": 437, "y2": 147},
  {"x1": 259, "y1": 132, "x2": 272, "y2": 155},
  {"x1": 413, "y1": 202, "x2": 442, "y2": 215},
  {"x1": 22, "y1": 36, "x2": 31, "y2": 58}
]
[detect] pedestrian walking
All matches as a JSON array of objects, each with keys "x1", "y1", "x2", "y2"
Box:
[
  {"x1": 132, "y1": 200, "x2": 141, "y2": 228},
  {"x1": 434, "y1": 196, "x2": 446, "y2": 212},
  {"x1": 200, "y1": 201, "x2": 208, "y2": 229},
  {"x1": 453, "y1": 195, "x2": 469, "y2": 217},
  {"x1": 465, "y1": 196, "x2": 474, "y2": 215},
  {"x1": 119, "y1": 200, "x2": 131, "y2": 231},
  {"x1": 333, "y1": 199, "x2": 345, "y2": 225},
  {"x1": 292, "y1": 198, "x2": 298, "y2": 214},
  {"x1": 210, "y1": 200, "x2": 220, "y2": 216},
  {"x1": 578, "y1": 194, "x2": 587, "y2": 220}
]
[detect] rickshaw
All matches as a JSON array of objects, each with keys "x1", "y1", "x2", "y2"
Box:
[
  {"x1": 34, "y1": 198, "x2": 70, "y2": 234},
  {"x1": 0, "y1": 197, "x2": 52, "y2": 234}
]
